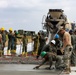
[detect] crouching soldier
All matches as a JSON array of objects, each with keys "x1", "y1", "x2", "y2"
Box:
[{"x1": 33, "y1": 40, "x2": 63, "y2": 70}]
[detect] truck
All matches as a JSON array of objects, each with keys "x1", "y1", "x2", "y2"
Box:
[{"x1": 42, "y1": 9, "x2": 73, "y2": 40}]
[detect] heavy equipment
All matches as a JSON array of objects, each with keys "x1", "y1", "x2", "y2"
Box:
[{"x1": 42, "y1": 9, "x2": 73, "y2": 40}]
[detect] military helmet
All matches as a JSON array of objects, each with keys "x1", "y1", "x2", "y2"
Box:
[{"x1": 40, "y1": 51, "x2": 46, "y2": 57}]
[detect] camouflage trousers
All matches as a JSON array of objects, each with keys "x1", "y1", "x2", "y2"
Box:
[
  {"x1": 71, "y1": 49, "x2": 76, "y2": 66},
  {"x1": 63, "y1": 45, "x2": 73, "y2": 69}
]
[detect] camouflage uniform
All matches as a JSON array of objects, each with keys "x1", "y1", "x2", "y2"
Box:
[
  {"x1": 22, "y1": 34, "x2": 28, "y2": 53},
  {"x1": 63, "y1": 45, "x2": 73, "y2": 70},
  {"x1": 55, "y1": 39, "x2": 63, "y2": 55},
  {"x1": 1, "y1": 31, "x2": 6, "y2": 50},
  {"x1": 42, "y1": 44, "x2": 51, "y2": 52},
  {"x1": 13, "y1": 31, "x2": 18, "y2": 50},
  {"x1": 38, "y1": 52, "x2": 62, "y2": 69},
  {"x1": 8, "y1": 32, "x2": 15, "y2": 53},
  {"x1": 1, "y1": 31, "x2": 6, "y2": 55},
  {"x1": 37, "y1": 33, "x2": 46, "y2": 58},
  {"x1": 58, "y1": 29, "x2": 73, "y2": 73},
  {"x1": 41, "y1": 43, "x2": 62, "y2": 69},
  {"x1": 33, "y1": 34, "x2": 38, "y2": 53},
  {"x1": 71, "y1": 34, "x2": 76, "y2": 66},
  {"x1": 0, "y1": 33, "x2": 2, "y2": 56}
]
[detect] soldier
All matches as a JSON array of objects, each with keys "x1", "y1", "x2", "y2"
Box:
[
  {"x1": 36, "y1": 32, "x2": 46, "y2": 59},
  {"x1": 42, "y1": 40, "x2": 56, "y2": 52},
  {"x1": 1, "y1": 27, "x2": 6, "y2": 55},
  {"x1": 33, "y1": 40, "x2": 63, "y2": 70},
  {"x1": 22, "y1": 33, "x2": 28, "y2": 57},
  {"x1": 32, "y1": 34, "x2": 38, "y2": 55},
  {"x1": 13, "y1": 30, "x2": 18, "y2": 52},
  {"x1": 7, "y1": 28, "x2": 15, "y2": 55},
  {"x1": 71, "y1": 30, "x2": 76, "y2": 66},
  {"x1": 54, "y1": 34, "x2": 63, "y2": 55},
  {"x1": 58, "y1": 28, "x2": 73, "y2": 74},
  {"x1": 0, "y1": 28, "x2": 2, "y2": 56}
]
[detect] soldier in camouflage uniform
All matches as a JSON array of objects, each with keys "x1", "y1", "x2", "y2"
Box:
[
  {"x1": 34, "y1": 40, "x2": 62, "y2": 70},
  {"x1": 54, "y1": 34, "x2": 63, "y2": 55},
  {"x1": 1, "y1": 27, "x2": 6, "y2": 55},
  {"x1": 71, "y1": 30, "x2": 76, "y2": 66},
  {"x1": 8, "y1": 28, "x2": 15, "y2": 55},
  {"x1": 0, "y1": 29, "x2": 2, "y2": 56},
  {"x1": 22, "y1": 33, "x2": 28, "y2": 56},
  {"x1": 32, "y1": 34, "x2": 38, "y2": 55},
  {"x1": 58, "y1": 28, "x2": 73, "y2": 74},
  {"x1": 36, "y1": 32, "x2": 46, "y2": 59}
]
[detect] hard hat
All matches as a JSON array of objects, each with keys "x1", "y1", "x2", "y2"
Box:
[
  {"x1": 9, "y1": 28, "x2": 13, "y2": 31},
  {"x1": 40, "y1": 51, "x2": 46, "y2": 57},
  {"x1": 54, "y1": 34, "x2": 59, "y2": 39},
  {"x1": 50, "y1": 40, "x2": 56, "y2": 45},
  {"x1": 1, "y1": 27, "x2": 5, "y2": 31}
]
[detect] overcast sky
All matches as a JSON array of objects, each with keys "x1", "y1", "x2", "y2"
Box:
[{"x1": 0, "y1": 0, "x2": 76, "y2": 32}]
